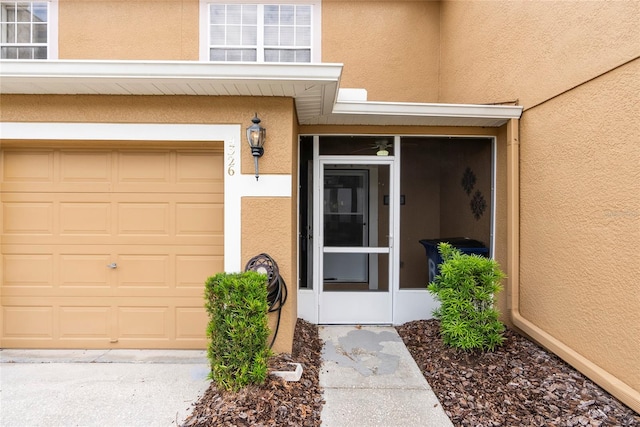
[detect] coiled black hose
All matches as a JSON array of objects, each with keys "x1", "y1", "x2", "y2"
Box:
[{"x1": 244, "y1": 253, "x2": 288, "y2": 348}]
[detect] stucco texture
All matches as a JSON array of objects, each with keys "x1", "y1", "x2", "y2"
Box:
[
  {"x1": 0, "y1": 95, "x2": 295, "y2": 176},
  {"x1": 58, "y1": 0, "x2": 199, "y2": 60},
  {"x1": 437, "y1": 0, "x2": 640, "y2": 400},
  {"x1": 241, "y1": 197, "x2": 296, "y2": 354},
  {"x1": 519, "y1": 60, "x2": 640, "y2": 392},
  {"x1": 322, "y1": 0, "x2": 440, "y2": 102},
  {"x1": 439, "y1": 0, "x2": 640, "y2": 107}
]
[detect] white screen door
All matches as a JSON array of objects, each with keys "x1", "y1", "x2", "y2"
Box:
[{"x1": 318, "y1": 159, "x2": 394, "y2": 324}]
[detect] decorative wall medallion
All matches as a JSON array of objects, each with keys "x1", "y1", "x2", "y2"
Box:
[
  {"x1": 470, "y1": 190, "x2": 487, "y2": 220},
  {"x1": 461, "y1": 167, "x2": 476, "y2": 195}
]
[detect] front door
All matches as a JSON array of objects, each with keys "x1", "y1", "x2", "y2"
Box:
[{"x1": 318, "y1": 158, "x2": 394, "y2": 323}]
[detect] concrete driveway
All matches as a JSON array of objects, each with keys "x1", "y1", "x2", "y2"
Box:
[{"x1": 0, "y1": 349, "x2": 210, "y2": 427}]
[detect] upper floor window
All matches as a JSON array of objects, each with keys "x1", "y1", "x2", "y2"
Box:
[
  {"x1": 1, "y1": 1, "x2": 56, "y2": 59},
  {"x1": 200, "y1": 1, "x2": 320, "y2": 63}
]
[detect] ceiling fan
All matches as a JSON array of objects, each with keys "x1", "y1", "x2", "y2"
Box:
[{"x1": 349, "y1": 139, "x2": 393, "y2": 156}]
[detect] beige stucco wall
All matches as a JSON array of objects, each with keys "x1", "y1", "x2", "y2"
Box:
[
  {"x1": 0, "y1": 95, "x2": 294, "y2": 177},
  {"x1": 438, "y1": 0, "x2": 640, "y2": 107},
  {"x1": 519, "y1": 60, "x2": 640, "y2": 392},
  {"x1": 322, "y1": 0, "x2": 440, "y2": 102},
  {"x1": 242, "y1": 198, "x2": 296, "y2": 353},
  {"x1": 1, "y1": 94, "x2": 299, "y2": 352},
  {"x1": 58, "y1": 0, "x2": 199, "y2": 60},
  {"x1": 56, "y1": 0, "x2": 443, "y2": 104},
  {"x1": 438, "y1": 0, "x2": 640, "y2": 397},
  {"x1": 240, "y1": 106, "x2": 299, "y2": 354}
]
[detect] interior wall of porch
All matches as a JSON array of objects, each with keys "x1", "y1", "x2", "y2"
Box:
[{"x1": 398, "y1": 138, "x2": 493, "y2": 291}]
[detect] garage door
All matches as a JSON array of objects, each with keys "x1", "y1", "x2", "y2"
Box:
[{"x1": 0, "y1": 145, "x2": 224, "y2": 349}]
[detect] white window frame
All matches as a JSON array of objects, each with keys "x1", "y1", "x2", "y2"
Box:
[
  {"x1": 0, "y1": 0, "x2": 57, "y2": 59},
  {"x1": 199, "y1": 0, "x2": 321, "y2": 63}
]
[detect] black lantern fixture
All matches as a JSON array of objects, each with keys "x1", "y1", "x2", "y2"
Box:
[{"x1": 246, "y1": 113, "x2": 266, "y2": 180}]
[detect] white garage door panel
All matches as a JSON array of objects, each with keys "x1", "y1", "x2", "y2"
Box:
[{"x1": 0, "y1": 147, "x2": 223, "y2": 349}]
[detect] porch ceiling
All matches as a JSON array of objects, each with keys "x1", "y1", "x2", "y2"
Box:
[{"x1": 0, "y1": 60, "x2": 522, "y2": 127}]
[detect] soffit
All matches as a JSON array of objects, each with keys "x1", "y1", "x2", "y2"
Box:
[
  {"x1": 0, "y1": 60, "x2": 522, "y2": 127},
  {"x1": 306, "y1": 100, "x2": 523, "y2": 127},
  {"x1": 0, "y1": 60, "x2": 342, "y2": 122}
]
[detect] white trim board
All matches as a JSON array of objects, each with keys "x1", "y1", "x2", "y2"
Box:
[
  {"x1": 0, "y1": 122, "x2": 291, "y2": 274},
  {"x1": 0, "y1": 60, "x2": 524, "y2": 127}
]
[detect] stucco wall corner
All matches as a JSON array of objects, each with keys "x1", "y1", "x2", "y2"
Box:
[
  {"x1": 508, "y1": 60, "x2": 640, "y2": 411},
  {"x1": 241, "y1": 197, "x2": 295, "y2": 354}
]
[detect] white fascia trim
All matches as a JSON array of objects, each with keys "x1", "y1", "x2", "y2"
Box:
[
  {"x1": 333, "y1": 100, "x2": 523, "y2": 120},
  {"x1": 0, "y1": 122, "x2": 231, "y2": 141},
  {"x1": 0, "y1": 59, "x2": 343, "y2": 84}
]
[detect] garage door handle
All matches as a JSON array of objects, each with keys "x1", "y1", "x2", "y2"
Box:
[{"x1": 107, "y1": 263, "x2": 117, "y2": 269}]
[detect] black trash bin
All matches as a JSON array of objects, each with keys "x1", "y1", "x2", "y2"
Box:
[{"x1": 419, "y1": 237, "x2": 489, "y2": 284}]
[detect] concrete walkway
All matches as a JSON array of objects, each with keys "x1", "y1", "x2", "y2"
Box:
[
  {"x1": 1, "y1": 327, "x2": 452, "y2": 427},
  {"x1": 319, "y1": 325, "x2": 453, "y2": 427},
  {"x1": 0, "y1": 349, "x2": 209, "y2": 427}
]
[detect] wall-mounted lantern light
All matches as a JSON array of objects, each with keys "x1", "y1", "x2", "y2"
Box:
[{"x1": 246, "y1": 113, "x2": 266, "y2": 180}]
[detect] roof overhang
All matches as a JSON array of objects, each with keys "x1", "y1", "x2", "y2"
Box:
[
  {"x1": 0, "y1": 60, "x2": 522, "y2": 127},
  {"x1": 308, "y1": 100, "x2": 522, "y2": 127}
]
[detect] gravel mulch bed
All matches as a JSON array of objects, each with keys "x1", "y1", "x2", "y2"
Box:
[
  {"x1": 397, "y1": 319, "x2": 639, "y2": 427},
  {"x1": 182, "y1": 318, "x2": 638, "y2": 426}
]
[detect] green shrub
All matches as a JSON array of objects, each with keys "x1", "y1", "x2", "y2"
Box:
[
  {"x1": 204, "y1": 271, "x2": 271, "y2": 391},
  {"x1": 427, "y1": 242, "x2": 506, "y2": 351}
]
